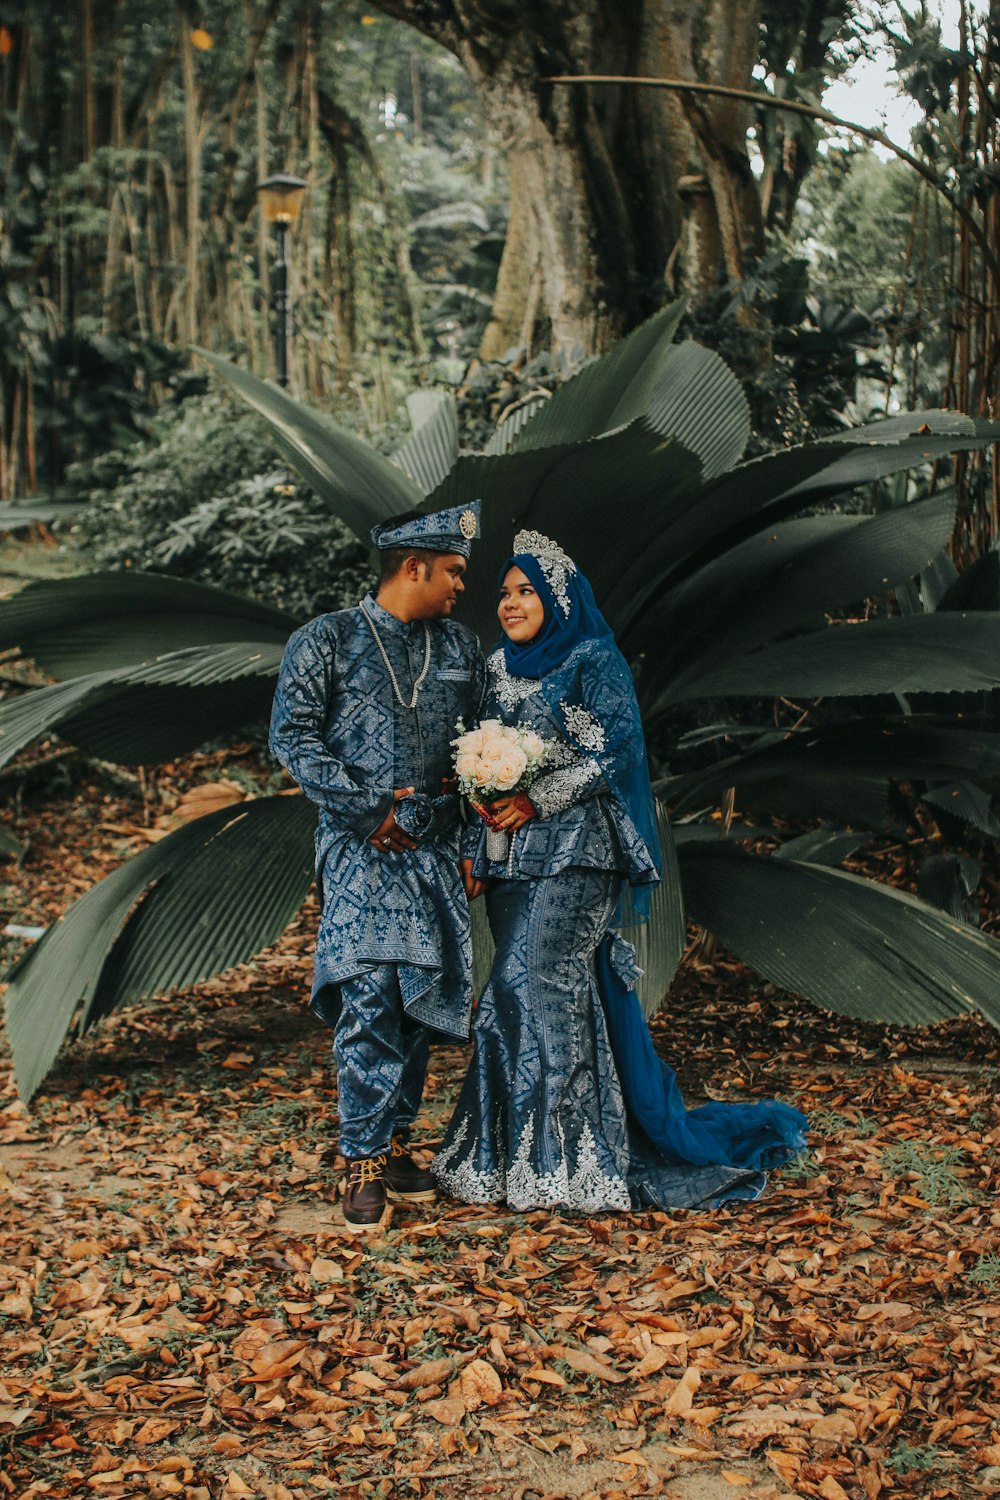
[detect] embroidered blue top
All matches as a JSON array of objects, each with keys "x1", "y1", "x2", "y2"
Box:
[
  {"x1": 462, "y1": 640, "x2": 660, "y2": 890},
  {"x1": 269, "y1": 594, "x2": 486, "y2": 1037}
]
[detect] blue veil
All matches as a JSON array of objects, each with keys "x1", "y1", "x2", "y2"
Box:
[{"x1": 499, "y1": 545, "x2": 660, "y2": 921}]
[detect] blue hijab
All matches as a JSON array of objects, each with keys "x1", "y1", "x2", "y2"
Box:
[
  {"x1": 501, "y1": 551, "x2": 615, "y2": 679},
  {"x1": 499, "y1": 544, "x2": 661, "y2": 919}
]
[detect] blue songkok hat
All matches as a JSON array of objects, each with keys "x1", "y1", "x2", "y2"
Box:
[{"x1": 371, "y1": 499, "x2": 481, "y2": 559}]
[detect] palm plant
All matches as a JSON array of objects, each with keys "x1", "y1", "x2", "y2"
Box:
[{"x1": 5, "y1": 298, "x2": 1000, "y2": 1100}]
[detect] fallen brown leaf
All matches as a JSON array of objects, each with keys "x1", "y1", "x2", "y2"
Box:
[{"x1": 664, "y1": 1366, "x2": 701, "y2": 1416}]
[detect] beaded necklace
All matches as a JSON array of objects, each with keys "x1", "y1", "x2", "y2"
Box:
[{"x1": 360, "y1": 601, "x2": 431, "y2": 709}]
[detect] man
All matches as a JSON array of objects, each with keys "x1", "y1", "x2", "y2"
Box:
[{"x1": 269, "y1": 501, "x2": 485, "y2": 1234}]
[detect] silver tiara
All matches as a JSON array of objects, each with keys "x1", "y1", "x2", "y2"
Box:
[{"x1": 513, "y1": 529, "x2": 576, "y2": 617}]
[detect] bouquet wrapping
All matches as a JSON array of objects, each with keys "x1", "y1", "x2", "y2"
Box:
[{"x1": 452, "y1": 718, "x2": 551, "y2": 860}]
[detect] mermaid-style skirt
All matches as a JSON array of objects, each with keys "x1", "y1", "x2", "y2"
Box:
[{"x1": 433, "y1": 871, "x2": 807, "y2": 1213}]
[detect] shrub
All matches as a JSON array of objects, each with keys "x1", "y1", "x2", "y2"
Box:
[{"x1": 71, "y1": 391, "x2": 371, "y2": 619}]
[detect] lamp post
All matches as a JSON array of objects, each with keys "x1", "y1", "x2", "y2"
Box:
[{"x1": 256, "y1": 173, "x2": 307, "y2": 388}]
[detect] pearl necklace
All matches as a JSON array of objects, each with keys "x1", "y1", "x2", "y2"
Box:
[{"x1": 361, "y1": 602, "x2": 431, "y2": 709}]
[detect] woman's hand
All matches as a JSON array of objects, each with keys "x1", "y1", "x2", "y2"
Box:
[
  {"x1": 460, "y1": 857, "x2": 488, "y2": 900},
  {"x1": 488, "y1": 793, "x2": 537, "y2": 831}
]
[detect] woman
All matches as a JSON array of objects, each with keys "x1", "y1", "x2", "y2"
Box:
[{"x1": 433, "y1": 530, "x2": 806, "y2": 1212}]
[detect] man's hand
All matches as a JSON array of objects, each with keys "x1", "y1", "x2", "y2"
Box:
[
  {"x1": 369, "y1": 788, "x2": 418, "y2": 852},
  {"x1": 460, "y1": 857, "x2": 488, "y2": 901},
  {"x1": 488, "y1": 793, "x2": 536, "y2": 831}
]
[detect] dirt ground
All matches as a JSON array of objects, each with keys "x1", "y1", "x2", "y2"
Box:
[
  {"x1": 3, "y1": 952, "x2": 1000, "y2": 1500},
  {"x1": 2, "y1": 736, "x2": 1000, "y2": 1499}
]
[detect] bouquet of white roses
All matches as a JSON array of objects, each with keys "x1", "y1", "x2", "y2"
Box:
[{"x1": 452, "y1": 719, "x2": 551, "y2": 858}]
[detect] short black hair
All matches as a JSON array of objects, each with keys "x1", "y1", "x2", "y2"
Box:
[{"x1": 379, "y1": 546, "x2": 437, "y2": 582}]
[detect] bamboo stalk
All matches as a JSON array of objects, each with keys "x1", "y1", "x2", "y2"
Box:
[
  {"x1": 144, "y1": 123, "x2": 161, "y2": 338},
  {"x1": 256, "y1": 61, "x2": 274, "y2": 380},
  {"x1": 411, "y1": 53, "x2": 423, "y2": 143},
  {"x1": 179, "y1": 1, "x2": 200, "y2": 348},
  {"x1": 0, "y1": 396, "x2": 9, "y2": 503},
  {"x1": 101, "y1": 187, "x2": 124, "y2": 335},
  {"x1": 109, "y1": 0, "x2": 124, "y2": 148},
  {"x1": 24, "y1": 371, "x2": 35, "y2": 495},
  {"x1": 159, "y1": 152, "x2": 180, "y2": 294},
  {"x1": 8, "y1": 382, "x2": 22, "y2": 501},
  {"x1": 81, "y1": 0, "x2": 96, "y2": 160}
]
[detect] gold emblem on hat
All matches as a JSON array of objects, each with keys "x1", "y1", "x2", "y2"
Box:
[{"x1": 460, "y1": 508, "x2": 477, "y2": 539}]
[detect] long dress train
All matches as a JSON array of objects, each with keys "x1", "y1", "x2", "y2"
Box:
[{"x1": 433, "y1": 870, "x2": 806, "y2": 1213}]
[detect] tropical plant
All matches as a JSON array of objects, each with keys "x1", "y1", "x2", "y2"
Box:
[
  {"x1": 72, "y1": 392, "x2": 372, "y2": 620},
  {"x1": 4, "y1": 298, "x2": 1000, "y2": 1100}
]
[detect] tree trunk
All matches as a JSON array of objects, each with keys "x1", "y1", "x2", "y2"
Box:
[
  {"x1": 372, "y1": 0, "x2": 770, "y2": 358},
  {"x1": 477, "y1": 82, "x2": 614, "y2": 359}
]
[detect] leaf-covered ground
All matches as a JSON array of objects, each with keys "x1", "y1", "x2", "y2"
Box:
[{"x1": 3, "y1": 752, "x2": 1000, "y2": 1500}]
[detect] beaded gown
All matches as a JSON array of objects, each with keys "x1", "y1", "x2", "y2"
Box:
[{"x1": 433, "y1": 641, "x2": 807, "y2": 1212}]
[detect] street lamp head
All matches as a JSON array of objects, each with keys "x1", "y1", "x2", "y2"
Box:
[{"x1": 256, "y1": 173, "x2": 308, "y2": 226}]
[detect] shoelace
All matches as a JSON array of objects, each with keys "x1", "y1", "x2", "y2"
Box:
[
  {"x1": 351, "y1": 1155, "x2": 386, "y2": 1185},
  {"x1": 390, "y1": 1138, "x2": 410, "y2": 1161}
]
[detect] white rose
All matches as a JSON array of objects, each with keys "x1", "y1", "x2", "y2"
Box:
[
  {"x1": 455, "y1": 752, "x2": 480, "y2": 779},
  {"x1": 478, "y1": 719, "x2": 503, "y2": 735},
  {"x1": 521, "y1": 731, "x2": 545, "y2": 757},
  {"x1": 497, "y1": 724, "x2": 520, "y2": 742},
  {"x1": 472, "y1": 760, "x2": 495, "y2": 789},
  {"x1": 455, "y1": 728, "x2": 484, "y2": 755},
  {"x1": 479, "y1": 737, "x2": 507, "y2": 763},
  {"x1": 492, "y1": 747, "x2": 527, "y2": 790}
]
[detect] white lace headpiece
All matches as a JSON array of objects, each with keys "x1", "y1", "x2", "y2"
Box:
[{"x1": 512, "y1": 529, "x2": 576, "y2": 618}]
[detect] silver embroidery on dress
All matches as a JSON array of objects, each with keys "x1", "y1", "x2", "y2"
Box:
[
  {"x1": 436, "y1": 1111, "x2": 629, "y2": 1211},
  {"x1": 530, "y1": 758, "x2": 601, "y2": 818},
  {"x1": 568, "y1": 1122, "x2": 631, "y2": 1211},
  {"x1": 432, "y1": 1115, "x2": 506, "y2": 1202},
  {"x1": 505, "y1": 1113, "x2": 630, "y2": 1211},
  {"x1": 505, "y1": 1112, "x2": 565, "y2": 1209},
  {"x1": 488, "y1": 648, "x2": 541, "y2": 712},
  {"x1": 545, "y1": 737, "x2": 578, "y2": 768},
  {"x1": 561, "y1": 701, "x2": 607, "y2": 752},
  {"x1": 513, "y1": 529, "x2": 576, "y2": 618}
]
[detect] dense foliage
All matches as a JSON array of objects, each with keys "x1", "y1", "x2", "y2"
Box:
[
  {"x1": 0, "y1": 0, "x2": 502, "y2": 499},
  {"x1": 4, "y1": 304, "x2": 1000, "y2": 1099},
  {"x1": 72, "y1": 394, "x2": 371, "y2": 620},
  {"x1": 4, "y1": 0, "x2": 995, "y2": 539}
]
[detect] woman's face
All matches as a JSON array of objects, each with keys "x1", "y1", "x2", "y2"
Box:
[{"x1": 498, "y1": 565, "x2": 545, "y2": 643}]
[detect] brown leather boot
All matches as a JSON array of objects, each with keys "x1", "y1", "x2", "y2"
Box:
[
  {"x1": 342, "y1": 1154, "x2": 391, "y2": 1234},
  {"x1": 384, "y1": 1136, "x2": 437, "y2": 1203}
]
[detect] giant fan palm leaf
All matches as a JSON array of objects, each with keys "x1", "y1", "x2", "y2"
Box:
[{"x1": 5, "y1": 302, "x2": 1000, "y2": 1098}]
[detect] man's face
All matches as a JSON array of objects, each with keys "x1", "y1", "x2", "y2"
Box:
[{"x1": 409, "y1": 553, "x2": 467, "y2": 618}]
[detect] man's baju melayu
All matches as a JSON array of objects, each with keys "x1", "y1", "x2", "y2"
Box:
[{"x1": 269, "y1": 512, "x2": 484, "y2": 1161}]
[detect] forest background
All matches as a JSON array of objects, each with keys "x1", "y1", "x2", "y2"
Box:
[
  {"x1": 4, "y1": 0, "x2": 997, "y2": 532},
  {"x1": 3, "y1": 3, "x2": 1000, "y2": 1498}
]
